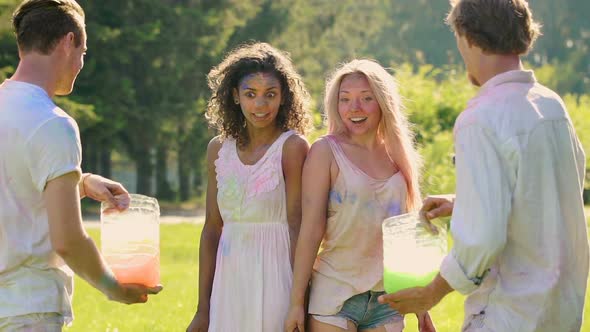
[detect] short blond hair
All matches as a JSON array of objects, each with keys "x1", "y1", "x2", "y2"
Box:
[
  {"x1": 446, "y1": 0, "x2": 541, "y2": 55},
  {"x1": 13, "y1": 0, "x2": 85, "y2": 54}
]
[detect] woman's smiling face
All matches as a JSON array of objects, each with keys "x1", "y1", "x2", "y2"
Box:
[
  {"x1": 234, "y1": 72, "x2": 282, "y2": 129},
  {"x1": 337, "y1": 73, "x2": 382, "y2": 136}
]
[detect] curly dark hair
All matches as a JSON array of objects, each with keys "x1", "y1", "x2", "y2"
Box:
[{"x1": 206, "y1": 42, "x2": 312, "y2": 147}]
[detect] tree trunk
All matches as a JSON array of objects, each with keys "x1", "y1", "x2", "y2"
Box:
[
  {"x1": 99, "y1": 148, "x2": 112, "y2": 178},
  {"x1": 156, "y1": 144, "x2": 175, "y2": 200},
  {"x1": 82, "y1": 141, "x2": 99, "y2": 174},
  {"x1": 178, "y1": 141, "x2": 190, "y2": 201},
  {"x1": 192, "y1": 168, "x2": 202, "y2": 196},
  {"x1": 135, "y1": 146, "x2": 153, "y2": 196},
  {"x1": 191, "y1": 149, "x2": 205, "y2": 197}
]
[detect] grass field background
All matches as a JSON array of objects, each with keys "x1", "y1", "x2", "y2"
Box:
[{"x1": 64, "y1": 207, "x2": 590, "y2": 331}]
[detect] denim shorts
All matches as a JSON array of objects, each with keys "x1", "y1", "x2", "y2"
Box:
[{"x1": 312, "y1": 291, "x2": 404, "y2": 330}]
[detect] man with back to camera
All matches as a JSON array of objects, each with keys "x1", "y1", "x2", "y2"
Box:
[
  {"x1": 0, "y1": 1, "x2": 162, "y2": 330},
  {"x1": 379, "y1": 0, "x2": 589, "y2": 331}
]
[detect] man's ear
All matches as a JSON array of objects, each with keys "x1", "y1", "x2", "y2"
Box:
[
  {"x1": 62, "y1": 32, "x2": 76, "y2": 55},
  {"x1": 464, "y1": 35, "x2": 476, "y2": 49}
]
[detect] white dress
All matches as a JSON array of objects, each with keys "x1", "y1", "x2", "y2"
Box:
[{"x1": 208, "y1": 130, "x2": 294, "y2": 332}]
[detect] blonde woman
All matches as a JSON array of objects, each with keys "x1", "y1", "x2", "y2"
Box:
[{"x1": 285, "y1": 59, "x2": 434, "y2": 332}]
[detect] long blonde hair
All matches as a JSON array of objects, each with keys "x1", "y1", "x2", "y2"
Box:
[{"x1": 324, "y1": 59, "x2": 422, "y2": 211}]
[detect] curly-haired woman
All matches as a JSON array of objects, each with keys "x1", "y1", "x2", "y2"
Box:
[{"x1": 187, "y1": 42, "x2": 312, "y2": 332}]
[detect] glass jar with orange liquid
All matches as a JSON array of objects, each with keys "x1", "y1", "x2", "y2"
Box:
[{"x1": 100, "y1": 194, "x2": 160, "y2": 287}]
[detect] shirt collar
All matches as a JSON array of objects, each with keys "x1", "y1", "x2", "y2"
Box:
[
  {"x1": 464, "y1": 70, "x2": 536, "y2": 111},
  {"x1": 478, "y1": 69, "x2": 536, "y2": 95}
]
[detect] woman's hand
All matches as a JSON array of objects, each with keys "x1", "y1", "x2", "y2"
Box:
[
  {"x1": 186, "y1": 310, "x2": 209, "y2": 332},
  {"x1": 284, "y1": 304, "x2": 306, "y2": 332}
]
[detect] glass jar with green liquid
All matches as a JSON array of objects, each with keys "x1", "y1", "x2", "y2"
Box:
[{"x1": 382, "y1": 212, "x2": 447, "y2": 293}]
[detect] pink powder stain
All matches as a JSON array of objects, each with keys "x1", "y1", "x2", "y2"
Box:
[
  {"x1": 251, "y1": 171, "x2": 277, "y2": 195},
  {"x1": 254, "y1": 177, "x2": 266, "y2": 192}
]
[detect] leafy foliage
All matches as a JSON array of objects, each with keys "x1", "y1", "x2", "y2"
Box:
[{"x1": 0, "y1": 0, "x2": 587, "y2": 202}]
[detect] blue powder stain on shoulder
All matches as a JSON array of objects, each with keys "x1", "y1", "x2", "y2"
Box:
[{"x1": 329, "y1": 190, "x2": 343, "y2": 204}]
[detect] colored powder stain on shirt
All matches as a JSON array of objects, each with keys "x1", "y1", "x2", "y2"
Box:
[
  {"x1": 385, "y1": 201, "x2": 401, "y2": 217},
  {"x1": 223, "y1": 176, "x2": 241, "y2": 201},
  {"x1": 363, "y1": 199, "x2": 380, "y2": 213},
  {"x1": 253, "y1": 175, "x2": 269, "y2": 192},
  {"x1": 221, "y1": 238, "x2": 231, "y2": 257},
  {"x1": 329, "y1": 190, "x2": 343, "y2": 204}
]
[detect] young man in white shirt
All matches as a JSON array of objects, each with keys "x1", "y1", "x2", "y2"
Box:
[
  {"x1": 0, "y1": 1, "x2": 161, "y2": 330},
  {"x1": 379, "y1": 0, "x2": 588, "y2": 331}
]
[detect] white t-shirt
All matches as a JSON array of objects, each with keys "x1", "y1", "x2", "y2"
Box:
[
  {"x1": 0, "y1": 79, "x2": 81, "y2": 323},
  {"x1": 440, "y1": 70, "x2": 588, "y2": 332}
]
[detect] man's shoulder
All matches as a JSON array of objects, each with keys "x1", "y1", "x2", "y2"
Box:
[
  {"x1": 0, "y1": 80, "x2": 54, "y2": 106},
  {"x1": 1, "y1": 84, "x2": 56, "y2": 117},
  {"x1": 455, "y1": 89, "x2": 572, "y2": 151},
  {"x1": 0, "y1": 87, "x2": 76, "y2": 140},
  {"x1": 454, "y1": 102, "x2": 491, "y2": 134},
  {"x1": 531, "y1": 80, "x2": 561, "y2": 98}
]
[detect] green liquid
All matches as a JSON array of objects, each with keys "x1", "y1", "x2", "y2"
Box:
[{"x1": 383, "y1": 268, "x2": 438, "y2": 293}]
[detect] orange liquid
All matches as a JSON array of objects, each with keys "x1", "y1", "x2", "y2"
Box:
[{"x1": 106, "y1": 253, "x2": 160, "y2": 287}]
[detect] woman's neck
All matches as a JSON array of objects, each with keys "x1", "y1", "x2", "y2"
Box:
[
  {"x1": 246, "y1": 125, "x2": 283, "y2": 149},
  {"x1": 342, "y1": 130, "x2": 382, "y2": 151}
]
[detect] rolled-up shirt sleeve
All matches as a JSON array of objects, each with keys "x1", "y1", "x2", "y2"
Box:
[{"x1": 440, "y1": 123, "x2": 513, "y2": 295}]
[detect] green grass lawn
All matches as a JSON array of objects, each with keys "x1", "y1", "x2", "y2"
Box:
[{"x1": 66, "y1": 209, "x2": 590, "y2": 331}]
